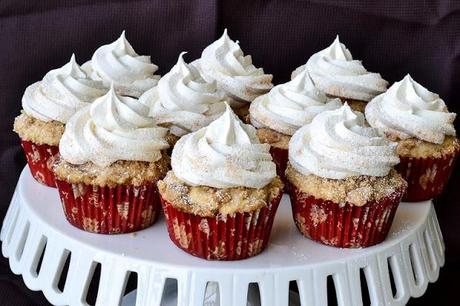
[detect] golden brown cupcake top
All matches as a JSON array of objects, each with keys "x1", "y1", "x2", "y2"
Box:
[
  {"x1": 329, "y1": 97, "x2": 367, "y2": 113},
  {"x1": 256, "y1": 127, "x2": 290, "y2": 150},
  {"x1": 53, "y1": 152, "x2": 170, "y2": 187},
  {"x1": 394, "y1": 136, "x2": 460, "y2": 159},
  {"x1": 286, "y1": 164, "x2": 407, "y2": 207},
  {"x1": 164, "y1": 132, "x2": 180, "y2": 148},
  {"x1": 13, "y1": 112, "x2": 64, "y2": 146},
  {"x1": 158, "y1": 171, "x2": 283, "y2": 217}
]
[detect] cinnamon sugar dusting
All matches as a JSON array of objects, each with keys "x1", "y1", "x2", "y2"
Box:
[
  {"x1": 286, "y1": 164, "x2": 407, "y2": 206},
  {"x1": 157, "y1": 171, "x2": 283, "y2": 216},
  {"x1": 53, "y1": 152, "x2": 170, "y2": 187},
  {"x1": 13, "y1": 112, "x2": 64, "y2": 146},
  {"x1": 394, "y1": 136, "x2": 459, "y2": 159},
  {"x1": 256, "y1": 128, "x2": 290, "y2": 149}
]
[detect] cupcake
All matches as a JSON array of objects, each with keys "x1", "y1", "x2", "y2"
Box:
[
  {"x1": 53, "y1": 85, "x2": 170, "y2": 234},
  {"x1": 158, "y1": 104, "x2": 283, "y2": 260},
  {"x1": 365, "y1": 74, "x2": 459, "y2": 202},
  {"x1": 249, "y1": 70, "x2": 341, "y2": 182},
  {"x1": 193, "y1": 29, "x2": 273, "y2": 119},
  {"x1": 82, "y1": 31, "x2": 160, "y2": 98},
  {"x1": 139, "y1": 52, "x2": 227, "y2": 147},
  {"x1": 13, "y1": 54, "x2": 107, "y2": 187},
  {"x1": 286, "y1": 104, "x2": 407, "y2": 248},
  {"x1": 292, "y1": 36, "x2": 388, "y2": 113}
]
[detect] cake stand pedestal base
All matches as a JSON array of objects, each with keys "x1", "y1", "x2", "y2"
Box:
[{"x1": 1, "y1": 168, "x2": 445, "y2": 306}]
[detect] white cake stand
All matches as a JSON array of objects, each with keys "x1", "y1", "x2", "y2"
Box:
[{"x1": 1, "y1": 167, "x2": 444, "y2": 306}]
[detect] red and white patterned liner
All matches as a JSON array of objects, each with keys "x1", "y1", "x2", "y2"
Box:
[
  {"x1": 287, "y1": 182, "x2": 405, "y2": 248},
  {"x1": 55, "y1": 179, "x2": 161, "y2": 234},
  {"x1": 21, "y1": 140, "x2": 59, "y2": 187},
  {"x1": 397, "y1": 150, "x2": 459, "y2": 202},
  {"x1": 269, "y1": 146, "x2": 288, "y2": 183},
  {"x1": 161, "y1": 191, "x2": 283, "y2": 260}
]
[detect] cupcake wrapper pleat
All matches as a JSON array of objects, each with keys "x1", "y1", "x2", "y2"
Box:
[
  {"x1": 55, "y1": 179, "x2": 161, "y2": 234},
  {"x1": 287, "y1": 183, "x2": 404, "y2": 248},
  {"x1": 21, "y1": 140, "x2": 59, "y2": 187},
  {"x1": 397, "y1": 150, "x2": 459, "y2": 202},
  {"x1": 161, "y1": 192, "x2": 282, "y2": 260},
  {"x1": 269, "y1": 146, "x2": 288, "y2": 184}
]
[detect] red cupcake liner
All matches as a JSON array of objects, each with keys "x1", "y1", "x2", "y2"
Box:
[
  {"x1": 397, "y1": 151, "x2": 459, "y2": 202},
  {"x1": 287, "y1": 182, "x2": 404, "y2": 248},
  {"x1": 161, "y1": 192, "x2": 283, "y2": 260},
  {"x1": 55, "y1": 179, "x2": 161, "y2": 234},
  {"x1": 21, "y1": 140, "x2": 59, "y2": 187},
  {"x1": 270, "y1": 146, "x2": 288, "y2": 183}
]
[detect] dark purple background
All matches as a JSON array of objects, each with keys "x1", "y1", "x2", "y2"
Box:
[{"x1": 0, "y1": 1, "x2": 459, "y2": 305}]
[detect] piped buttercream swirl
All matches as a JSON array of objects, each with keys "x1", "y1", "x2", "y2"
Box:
[
  {"x1": 22, "y1": 54, "x2": 107, "y2": 123},
  {"x1": 289, "y1": 104, "x2": 399, "y2": 179},
  {"x1": 250, "y1": 70, "x2": 342, "y2": 135},
  {"x1": 82, "y1": 31, "x2": 160, "y2": 97},
  {"x1": 194, "y1": 29, "x2": 273, "y2": 105},
  {"x1": 59, "y1": 84, "x2": 169, "y2": 167},
  {"x1": 365, "y1": 74, "x2": 456, "y2": 144},
  {"x1": 292, "y1": 36, "x2": 388, "y2": 102},
  {"x1": 139, "y1": 52, "x2": 227, "y2": 137},
  {"x1": 171, "y1": 104, "x2": 276, "y2": 188}
]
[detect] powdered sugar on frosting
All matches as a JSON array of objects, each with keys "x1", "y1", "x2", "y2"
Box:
[
  {"x1": 82, "y1": 31, "x2": 160, "y2": 97},
  {"x1": 22, "y1": 54, "x2": 107, "y2": 123},
  {"x1": 171, "y1": 104, "x2": 276, "y2": 188},
  {"x1": 194, "y1": 29, "x2": 273, "y2": 106},
  {"x1": 292, "y1": 36, "x2": 388, "y2": 102},
  {"x1": 139, "y1": 52, "x2": 227, "y2": 137},
  {"x1": 249, "y1": 70, "x2": 342, "y2": 135},
  {"x1": 289, "y1": 104, "x2": 400, "y2": 179},
  {"x1": 60, "y1": 84, "x2": 169, "y2": 167},
  {"x1": 365, "y1": 74, "x2": 456, "y2": 144}
]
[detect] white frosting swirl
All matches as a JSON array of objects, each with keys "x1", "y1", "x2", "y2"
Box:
[
  {"x1": 289, "y1": 104, "x2": 399, "y2": 179},
  {"x1": 250, "y1": 70, "x2": 342, "y2": 135},
  {"x1": 365, "y1": 74, "x2": 456, "y2": 144},
  {"x1": 60, "y1": 85, "x2": 169, "y2": 167},
  {"x1": 22, "y1": 54, "x2": 107, "y2": 123},
  {"x1": 194, "y1": 29, "x2": 273, "y2": 105},
  {"x1": 171, "y1": 104, "x2": 276, "y2": 188},
  {"x1": 292, "y1": 36, "x2": 388, "y2": 102},
  {"x1": 139, "y1": 52, "x2": 227, "y2": 137},
  {"x1": 82, "y1": 31, "x2": 160, "y2": 97}
]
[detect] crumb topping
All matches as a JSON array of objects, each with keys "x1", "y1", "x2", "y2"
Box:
[
  {"x1": 286, "y1": 164, "x2": 407, "y2": 206},
  {"x1": 233, "y1": 104, "x2": 250, "y2": 122},
  {"x1": 329, "y1": 96, "x2": 366, "y2": 113},
  {"x1": 256, "y1": 127, "x2": 290, "y2": 149},
  {"x1": 53, "y1": 152, "x2": 170, "y2": 187},
  {"x1": 13, "y1": 112, "x2": 64, "y2": 146},
  {"x1": 157, "y1": 171, "x2": 283, "y2": 216},
  {"x1": 392, "y1": 136, "x2": 460, "y2": 159},
  {"x1": 164, "y1": 132, "x2": 180, "y2": 148}
]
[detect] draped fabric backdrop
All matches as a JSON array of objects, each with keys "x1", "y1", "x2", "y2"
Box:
[{"x1": 0, "y1": 1, "x2": 459, "y2": 305}]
